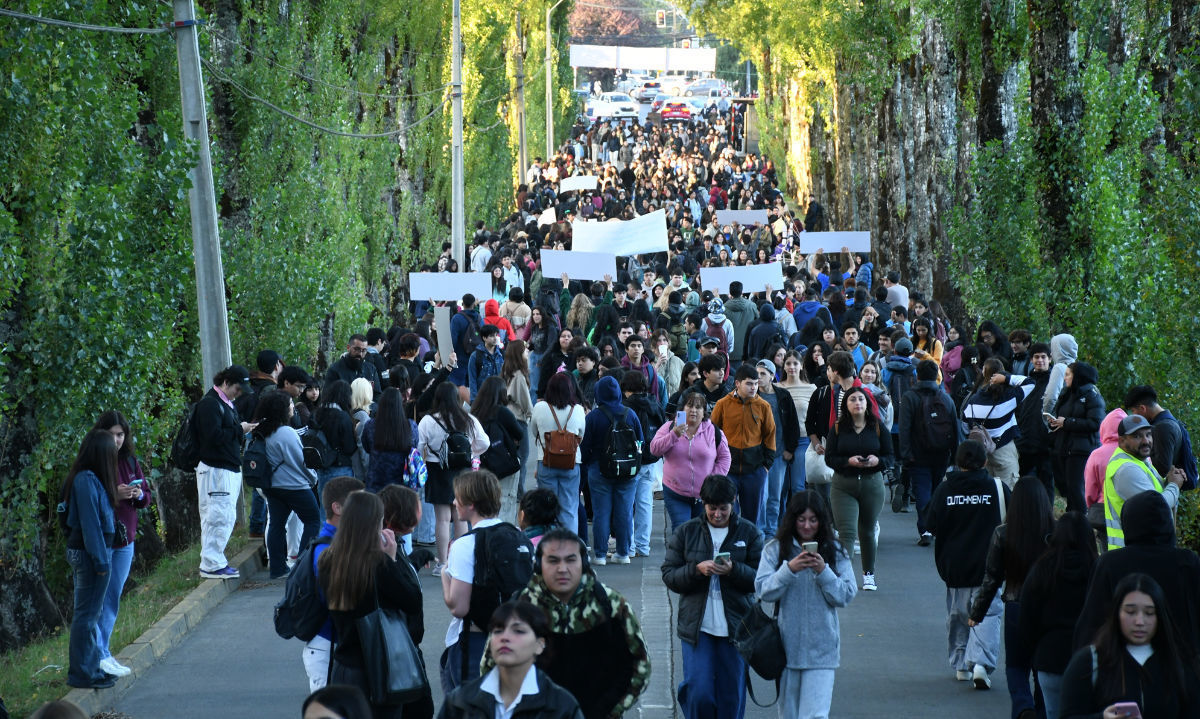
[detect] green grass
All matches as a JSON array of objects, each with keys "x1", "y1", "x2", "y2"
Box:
[{"x1": 0, "y1": 535, "x2": 248, "y2": 718}]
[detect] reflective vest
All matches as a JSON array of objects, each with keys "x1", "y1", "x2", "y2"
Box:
[{"x1": 1103, "y1": 449, "x2": 1163, "y2": 550}]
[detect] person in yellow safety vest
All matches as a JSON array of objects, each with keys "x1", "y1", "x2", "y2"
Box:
[{"x1": 1103, "y1": 414, "x2": 1185, "y2": 550}]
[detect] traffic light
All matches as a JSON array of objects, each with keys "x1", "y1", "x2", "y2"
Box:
[
  {"x1": 681, "y1": 38, "x2": 691, "y2": 48},
  {"x1": 655, "y1": 9, "x2": 666, "y2": 27}
]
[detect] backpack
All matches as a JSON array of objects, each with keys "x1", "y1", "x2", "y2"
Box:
[
  {"x1": 301, "y1": 421, "x2": 337, "y2": 470},
  {"x1": 703, "y1": 316, "x2": 729, "y2": 354},
  {"x1": 242, "y1": 433, "x2": 281, "y2": 490},
  {"x1": 964, "y1": 399, "x2": 998, "y2": 456},
  {"x1": 915, "y1": 389, "x2": 956, "y2": 454},
  {"x1": 464, "y1": 522, "x2": 534, "y2": 633},
  {"x1": 273, "y1": 536, "x2": 333, "y2": 641},
  {"x1": 460, "y1": 312, "x2": 483, "y2": 356},
  {"x1": 884, "y1": 362, "x2": 915, "y2": 431},
  {"x1": 598, "y1": 406, "x2": 642, "y2": 480},
  {"x1": 542, "y1": 405, "x2": 581, "y2": 469},
  {"x1": 171, "y1": 403, "x2": 201, "y2": 472},
  {"x1": 1179, "y1": 427, "x2": 1199, "y2": 490},
  {"x1": 433, "y1": 416, "x2": 473, "y2": 469},
  {"x1": 480, "y1": 416, "x2": 521, "y2": 477},
  {"x1": 624, "y1": 399, "x2": 664, "y2": 464}
]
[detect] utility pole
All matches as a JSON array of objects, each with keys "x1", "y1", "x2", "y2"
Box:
[
  {"x1": 171, "y1": 0, "x2": 231, "y2": 385},
  {"x1": 545, "y1": 0, "x2": 566, "y2": 160},
  {"x1": 745, "y1": 59, "x2": 751, "y2": 96},
  {"x1": 451, "y1": 0, "x2": 465, "y2": 268},
  {"x1": 515, "y1": 12, "x2": 528, "y2": 183}
]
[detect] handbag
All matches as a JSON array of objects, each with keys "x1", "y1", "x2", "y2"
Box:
[
  {"x1": 731, "y1": 598, "x2": 785, "y2": 681},
  {"x1": 354, "y1": 582, "x2": 428, "y2": 705},
  {"x1": 805, "y1": 440, "x2": 834, "y2": 485}
]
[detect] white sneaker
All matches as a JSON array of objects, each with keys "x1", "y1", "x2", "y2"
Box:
[
  {"x1": 854, "y1": 540, "x2": 861, "y2": 555},
  {"x1": 612, "y1": 554, "x2": 630, "y2": 565},
  {"x1": 431, "y1": 561, "x2": 445, "y2": 577},
  {"x1": 592, "y1": 555, "x2": 607, "y2": 566},
  {"x1": 956, "y1": 670, "x2": 971, "y2": 681},
  {"x1": 862, "y1": 573, "x2": 877, "y2": 591},
  {"x1": 972, "y1": 664, "x2": 991, "y2": 690},
  {"x1": 99, "y1": 657, "x2": 131, "y2": 677}
]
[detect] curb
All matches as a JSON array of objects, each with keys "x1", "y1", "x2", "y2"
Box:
[
  {"x1": 637, "y1": 504, "x2": 678, "y2": 719},
  {"x1": 61, "y1": 542, "x2": 265, "y2": 716}
]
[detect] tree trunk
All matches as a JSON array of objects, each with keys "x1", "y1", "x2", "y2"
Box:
[{"x1": 159, "y1": 468, "x2": 201, "y2": 553}]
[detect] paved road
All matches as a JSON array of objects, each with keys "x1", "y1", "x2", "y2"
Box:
[{"x1": 111, "y1": 496, "x2": 1009, "y2": 718}]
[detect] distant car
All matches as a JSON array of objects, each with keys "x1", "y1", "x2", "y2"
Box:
[
  {"x1": 649, "y1": 92, "x2": 672, "y2": 114},
  {"x1": 684, "y1": 78, "x2": 730, "y2": 97},
  {"x1": 633, "y1": 81, "x2": 663, "y2": 102},
  {"x1": 659, "y1": 76, "x2": 689, "y2": 96},
  {"x1": 659, "y1": 99, "x2": 691, "y2": 122},
  {"x1": 589, "y1": 92, "x2": 639, "y2": 120},
  {"x1": 683, "y1": 96, "x2": 713, "y2": 117}
]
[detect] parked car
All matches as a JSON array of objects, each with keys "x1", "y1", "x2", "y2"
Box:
[
  {"x1": 658, "y1": 74, "x2": 690, "y2": 96},
  {"x1": 589, "y1": 92, "x2": 639, "y2": 120},
  {"x1": 633, "y1": 80, "x2": 663, "y2": 102},
  {"x1": 649, "y1": 92, "x2": 673, "y2": 115},
  {"x1": 684, "y1": 78, "x2": 730, "y2": 97},
  {"x1": 659, "y1": 99, "x2": 691, "y2": 122}
]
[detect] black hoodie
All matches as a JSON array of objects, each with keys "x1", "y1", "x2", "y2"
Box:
[
  {"x1": 927, "y1": 468, "x2": 1009, "y2": 588},
  {"x1": 1072, "y1": 490, "x2": 1200, "y2": 653}
]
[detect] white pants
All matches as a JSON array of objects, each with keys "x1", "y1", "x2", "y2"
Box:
[
  {"x1": 946, "y1": 586, "x2": 1002, "y2": 673},
  {"x1": 196, "y1": 464, "x2": 241, "y2": 572},
  {"x1": 779, "y1": 668, "x2": 836, "y2": 719},
  {"x1": 303, "y1": 635, "x2": 331, "y2": 692}
]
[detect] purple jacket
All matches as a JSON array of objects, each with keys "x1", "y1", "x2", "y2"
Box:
[
  {"x1": 650, "y1": 420, "x2": 731, "y2": 498},
  {"x1": 115, "y1": 455, "x2": 153, "y2": 549}
]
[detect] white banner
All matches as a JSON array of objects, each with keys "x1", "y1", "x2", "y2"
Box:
[
  {"x1": 434, "y1": 306, "x2": 454, "y2": 368},
  {"x1": 537, "y1": 207, "x2": 557, "y2": 227},
  {"x1": 699, "y1": 262, "x2": 785, "y2": 295},
  {"x1": 540, "y1": 249, "x2": 617, "y2": 282},
  {"x1": 409, "y1": 272, "x2": 492, "y2": 302},
  {"x1": 571, "y1": 209, "x2": 669, "y2": 256},
  {"x1": 715, "y1": 210, "x2": 769, "y2": 226},
  {"x1": 559, "y1": 175, "x2": 599, "y2": 193},
  {"x1": 569, "y1": 44, "x2": 717, "y2": 73},
  {"x1": 798, "y1": 231, "x2": 872, "y2": 254}
]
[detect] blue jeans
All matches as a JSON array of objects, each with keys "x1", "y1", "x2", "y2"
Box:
[
  {"x1": 590, "y1": 466, "x2": 636, "y2": 558},
  {"x1": 632, "y1": 463, "x2": 656, "y2": 555},
  {"x1": 440, "y1": 630, "x2": 487, "y2": 694},
  {"x1": 787, "y1": 437, "x2": 810, "y2": 493},
  {"x1": 1038, "y1": 671, "x2": 1063, "y2": 719},
  {"x1": 908, "y1": 462, "x2": 946, "y2": 535},
  {"x1": 1005, "y1": 600, "x2": 1036, "y2": 718},
  {"x1": 528, "y1": 352, "x2": 542, "y2": 402},
  {"x1": 537, "y1": 462, "x2": 580, "y2": 534},
  {"x1": 762, "y1": 454, "x2": 787, "y2": 537},
  {"x1": 679, "y1": 632, "x2": 747, "y2": 719},
  {"x1": 728, "y1": 466, "x2": 767, "y2": 526},
  {"x1": 663, "y1": 486, "x2": 703, "y2": 532},
  {"x1": 67, "y1": 548, "x2": 111, "y2": 686},
  {"x1": 94, "y1": 542, "x2": 134, "y2": 660},
  {"x1": 264, "y1": 487, "x2": 321, "y2": 577},
  {"x1": 316, "y1": 466, "x2": 353, "y2": 523},
  {"x1": 517, "y1": 422, "x2": 531, "y2": 497},
  {"x1": 249, "y1": 488, "x2": 267, "y2": 534}
]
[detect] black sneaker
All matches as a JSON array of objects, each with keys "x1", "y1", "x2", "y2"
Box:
[
  {"x1": 918, "y1": 532, "x2": 932, "y2": 547},
  {"x1": 891, "y1": 486, "x2": 904, "y2": 513}
]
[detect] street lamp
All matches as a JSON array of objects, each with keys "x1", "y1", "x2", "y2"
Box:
[{"x1": 545, "y1": 0, "x2": 567, "y2": 160}]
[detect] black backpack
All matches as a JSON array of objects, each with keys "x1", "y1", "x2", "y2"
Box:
[
  {"x1": 479, "y1": 416, "x2": 521, "y2": 477},
  {"x1": 242, "y1": 432, "x2": 280, "y2": 489},
  {"x1": 460, "y1": 313, "x2": 483, "y2": 356},
  {"x1": 274, "y1": 536, "x2": 333, "y2": 641},
  {"x1": 916, "y1": 389, "x2": 956, "y2": 454},
  {"x1": 433, "y1": 417, "x2": 473, "y2": 469},
  {"x1": 171, "y1": 403, "x2": 201, "y2": 472},
  {"x1": 465, "y1": 522, "x2": 534, "y2": 633},
  {"x1": 301, "y1": 423, "x2": 337, "y2": 470},
  {"x1": 624, "y1": 399, "x2": 664, "y2": 464},
  {"x1": 598, "y1": 407, "x2": 642, "y2": 480}
]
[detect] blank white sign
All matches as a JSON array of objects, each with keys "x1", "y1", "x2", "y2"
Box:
[
  {"x1": 572, "y1": 209, "x2": 669, "y2": 256},
  {"x1": 434, "y1": 306, "x2": 453, "y2": 368},
  {"x1": 715, "y1": 210, "x2": 769, "y2": 226},
  {"x1": 409, "y1": 272, "x2": 492, "y2": 302},
  {"x1": 699, "y1": 262, "x2": 786, "y2": 295},
  {"x1": 559, "y1": 175, "x2": 599, "y2": 193},
  {"x1": 540, "y1": 249, "x2": 618, "y2": 281},
  {"x1": 537, "y1": 207, "x2": 557, "y2": 227},
  {"x1": 798, "y1": 231, "x2": 871, "y2": 253}
]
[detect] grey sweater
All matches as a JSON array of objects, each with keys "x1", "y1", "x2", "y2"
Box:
[
  {"x1": 265, "y1": 426, "x2": 317, "y2": 490},
  {"x1": 755, "y1": 538, "x2": 857, "y2": 669}
]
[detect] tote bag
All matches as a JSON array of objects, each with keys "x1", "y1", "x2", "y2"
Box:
[{"x1": 354, "y1": 585, "x2": 428, "y2": 705}]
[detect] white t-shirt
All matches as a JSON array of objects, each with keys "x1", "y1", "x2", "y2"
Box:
[
  {"x1": 444, "y1": 517, "x2": 504, "y2": 647},
  {"x1": 530, "y1": 402, "x2": 586, "y2": 463},
  {"x1": 700, "y1": 524, "x2": 730, "y2": 637}
]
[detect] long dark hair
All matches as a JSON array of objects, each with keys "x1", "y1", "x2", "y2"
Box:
[
  {"x1": 64, "y1": 429, "x2": 120, "y2": 507},
  {"x1": 92, "y1": 410, "x2": 135, "y2": 461},
  {"x1": 252, "y1": 391, "x2": 293, "y2": 437},
  {"x1": 1003, "y1": 476, "x2": 1053, "y2": 588},
  {"x1": 1092, "y1": 574, "x2": 1195, "y2": 707},
  {"x1": 978, "y1": 357, "x2": 1008, "y2": 394},
  {"x1": 431, "y1": 381, "x2": 471, "y2": 433},
  {"x1": 774, "y1": 490, "x2": 843, "y2": 570},
  {"x1": 470, "y1": 376, "x2": 509, "y2": 423},
  {"x1": 317, "y1": 491, "x2": 386, "y2": 611},
  {"x1": 835, "y1": 386, "x2": 879, "y2": 434},
  {"x1": 373, "y1": 387, "x2": 412, "y2": 454},
  {"x1": 1032, "y1": 511, "x2": 1098, "y2": 593},
  {"x1": 320, "y1": 379, "x2": 352, "y2": 414}
]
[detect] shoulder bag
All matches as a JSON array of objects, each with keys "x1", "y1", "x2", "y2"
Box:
[{"x1": 354, "y1": 581, "x2": 428, "y2": 705}]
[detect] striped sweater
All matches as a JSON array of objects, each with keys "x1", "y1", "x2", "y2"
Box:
[{"x1": 961, "y1": 374, "x2": 1036, "y2": 448}]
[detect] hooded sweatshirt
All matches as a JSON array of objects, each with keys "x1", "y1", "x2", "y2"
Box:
[
  {"x1": 1083, "y1": 408, "x2": 1126, "y2": 506},
  {"x1": 482, "y1": 299, "x2": 515, "y2": 341},
  {"x1": 746, "y1": 303, "x2": 785, "y2": 361},
  {"x1": 1042, "y1": 333, "x2": 1078, "y2": 413},
  {"x1": 792, "y1": 300, "x2": 832, "y2": 334},
  {"x1": 703, "y1": 306, "x2": 734, "y2": 353},
  {"x1": 580, "y1": 376, "x2": 644, "y2": 467},
  {"x1": 722, "y1": 295, "x2": 757, "y2": 361},
  {"x1": 928, "y1": 467, "x2": 1009, "y2": 588}
]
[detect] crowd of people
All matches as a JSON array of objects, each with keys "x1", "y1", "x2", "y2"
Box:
[{"x1": 46, "y1": 100, "x2": 1200, "y2": 719}]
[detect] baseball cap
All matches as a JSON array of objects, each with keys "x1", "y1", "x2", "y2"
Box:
[
  {"x1": 1118, "y1": 415, "x2": 1152, "y2": 436},
  {"x1": 894, "y1": 338, "x2": 914, "y2": 357},
  {"x1": 756, "y1": 360, "x2": 777, "y2": 375},
  {"x1": 699, "y1": 336, "x2": 721, "y2": 348},
  {"x1": 256, "y1": 350, "x2": 283, "y2": 373},
  {"x1": 227, "y1": 364, "x2": 252, "y2": 392}
]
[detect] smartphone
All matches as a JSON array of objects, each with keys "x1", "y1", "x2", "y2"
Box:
[
  {"x1": 1109, "y1": 703, "x2": 1142, "y2": 719},
  {"x1": 1042, "y1": 412, "x2": 1056, "y2": 422},
  {"x1": 802, "y1": 541, "x2": 818, "y2": 554},
  {"x1": 713, "y1": 552, "x2": 731, "y2": 566},
  {"x1": 676, "y1": 410, "x2": 687, "y2": 426},
  {"x1": 128, "y1": 479, "x2": 144, "y2": 487}
]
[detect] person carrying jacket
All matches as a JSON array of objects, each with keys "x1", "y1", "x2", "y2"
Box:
[
  {"x1": 721, "y1": 281, "x2": 757, "y2": 362},
  {"x1": 1101, "y1": 415, "x2": 1185, "y2": 550},
  {"x1": 1048, "y1": 361, "x2": 1105, "y2": 513},
  {"x1": 898, "y1": 359, "x2": 959, "y2": 545},
  {"x1": 662, "y1": 475, "x2": 764, "y2": 719},
  {"x1": 710, "y1": 364, "x2": 777, "y2": 526}
]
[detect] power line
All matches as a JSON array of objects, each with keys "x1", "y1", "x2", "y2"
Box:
[
  {"x1": 0, "y1": 6, "x2": 171, "y2": 34},
  {"x1": 201, "y1": 57, "x2": 449, "y2": 139}
]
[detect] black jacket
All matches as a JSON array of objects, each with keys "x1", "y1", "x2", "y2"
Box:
[
  {"x1": 1059, "y1": 644, "x2": 1200, "y2": 719},
  {"x1": 662, "y1": 514, "x2": 762, "y2": 645},
  {"x1": 194, "y1": 388, "x2": 244, "y2": 471},
  {"x1": 1019, "y1": 548, "x2": 1093, "y2": 673},
  {"x1": 898, "y1": 381, "x2": 958, "y2": 465},
  {"x1": 325, "y1": 356, "x2": 382, "y2": 398},
  {"x1": 1051, "y1": 363, "x2": 1105, "y2": 456},
  {"x1": 312, "y1": 404, "x2": 358, "y2": 466},
  {"x1": 927, "y1": 468, "x2": 1009, "y2": 588},
  {"x1": 824, "y1": 422, "x2": 893, "y2": 475},
  {"x1": 325, "y1": 556, "x2": 424, "y2": 670},
  {"x1": 1013, "y1": 369, "x2": 1052, "y2": 454},
  {"x1": 437, "y1": 667, "x2": 584, "y2": 719}
]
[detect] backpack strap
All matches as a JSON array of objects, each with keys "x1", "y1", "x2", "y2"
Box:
[{"x1": 994, "y1": 476, "x2": 1007, "y2": 522}]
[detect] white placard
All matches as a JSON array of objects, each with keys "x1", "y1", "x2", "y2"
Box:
[
  {"x1": 537, "y1": 207, "x2": 557, "y2": 227},
  {"x1": 571, "y1": 209, "x2": 669, "y2": 256},
  {"x1": 434, "y1": 306, "x2": 453, "y2": 368},
  {"x1": 559, "y1": 175, "x2": 599, "y2": 193},
  {"x1": 699, "y1": 262, "x2": 786, "y2": 295},
  {"x1": 715, "y1": 210, "x2": 769, "y2": 226},
  {"x1": 798, "y1": 231, "x2": 872, "y2": 254},
  {"x1": 408, "y1": 272, "x2": 492, "y2": 302},
  {"x1": 540, "y1": 249, "x2": 618, "y2": 282}
]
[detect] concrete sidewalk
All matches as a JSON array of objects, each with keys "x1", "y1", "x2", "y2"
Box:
[{"x1": 94, "y1": 500, "x2": 1009, "y2": 718}]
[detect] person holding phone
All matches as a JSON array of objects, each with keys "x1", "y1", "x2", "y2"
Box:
[
  {"x1": 1059, "y1": 573, "x2": 1200, "y2": 719},
  {"x1": 650, "y1": 389, "x2": 731, "y2": 531},
  {"x1": 755, "y1": 490, "x2": 856, "y2": 718}
]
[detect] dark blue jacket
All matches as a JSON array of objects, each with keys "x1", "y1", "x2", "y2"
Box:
[
  {"x1": 581, "y1": 376, "x2": 643, "y2": 466},
  {"x1": 67, "y1": 470, "x2": 115, "y2": 573}
]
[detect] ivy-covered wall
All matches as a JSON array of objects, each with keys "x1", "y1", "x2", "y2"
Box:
[{"x1": 0, "y1": 0, "x2": 573, "y2": 651}]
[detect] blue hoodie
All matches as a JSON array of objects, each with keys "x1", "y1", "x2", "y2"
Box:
[
  {"x1": 580, "y1": 376, "x2": 643, "y2": 466},
  {"x1": 792, "y1": 300, "x2": 832, "y2": 333}
]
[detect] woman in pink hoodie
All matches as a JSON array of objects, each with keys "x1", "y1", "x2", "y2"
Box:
[{"x1": 1083, "y1": 408, "x2": 1127, "y2": 507}]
